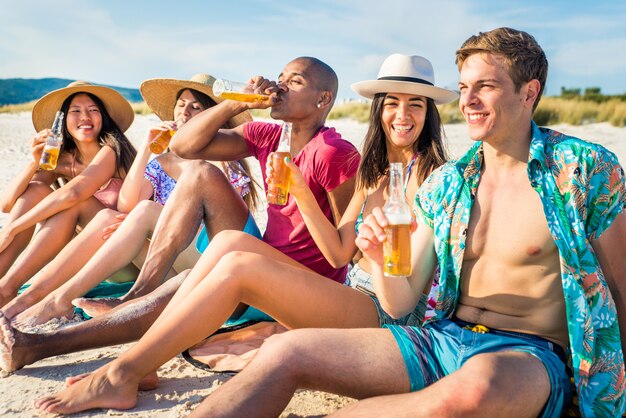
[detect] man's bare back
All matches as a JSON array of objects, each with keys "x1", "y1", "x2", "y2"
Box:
[{"x1": 456, "y1": 162, "x2": 569, "y2": 349}]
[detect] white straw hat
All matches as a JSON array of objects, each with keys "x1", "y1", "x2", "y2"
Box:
[
  {"x1": 351, "y1": 54, "x2": 458, "y2": 104},
  {"x1": 32, "y1": 81, "x2": 134, "y2": 132},
  {"x1": 140, "y1": 73, "x2": 252, "y2": 127}
]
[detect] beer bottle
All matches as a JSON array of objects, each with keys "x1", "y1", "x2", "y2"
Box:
[
  {"x1": 39, "y1": 111, "x2": 64, "y2": 171},
  {"x1": 149, "y1": 119, "x2": 183, "y2": 155},
  {"x1": 266, "y1": 122, "x2": 292, "y2": 205},
  {"x1": 382, "y1": 162, "x2": 412, "y2": 277},
  {"x1": 213, "y1": 79, "x2": 270, "y2": 103}
]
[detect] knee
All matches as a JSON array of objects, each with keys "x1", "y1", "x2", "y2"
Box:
[
  {"x1": 254, "y1": 331, "x2": 308, "y2": 375},
  {"x1": 2, "y1": 181, "x2": 51, "y2": 212},
  {"x1": 432, "y1": 356, "x2": 500, "y2": 416},
  {"x1": 27, "y1": 180, "x2": 54, "y2": 196},
  {"x1": 128, "y1": 200, "x2": 160, "y2": 219},
  {"x1": 92, "y1": 208, "x2": 120, "y2": 225},
  {"x1": 181, "y1": 160, "x2": 225, "y2": 186},
  {"x1": 209, "y1": 251, "x2": 260, "y2": 295},
  {"x1": 212, "y1": 251, "x2": 250, "y2": 281},
  {"x1": 212, "y1": 230, "x2": 254, "y2": 252}
]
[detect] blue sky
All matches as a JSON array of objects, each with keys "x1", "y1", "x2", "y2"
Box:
[{"x1": 1, "y1": 0, "x2": 625, "y2": 99}]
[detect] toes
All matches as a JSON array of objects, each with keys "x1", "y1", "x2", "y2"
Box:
[
  {"x1": 66, "y1": 373, "x2": 90, "y2": 386},
  {"x1": 0, "y1": 313, "x2": 17, "y2": 372},
  {"x1": 0, "y1": 312, "x2": 15, "y2": 349},
  {"x1": 34, "y1": 396, "x2": 52, "y2": 409},
  {"x1": 71, "y1": 298, "x2": 87, "y2": 308}
]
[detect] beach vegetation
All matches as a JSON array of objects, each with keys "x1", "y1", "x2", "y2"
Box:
[{"x1": 2, "y1": 88, "x2": 625, "y2": 127}]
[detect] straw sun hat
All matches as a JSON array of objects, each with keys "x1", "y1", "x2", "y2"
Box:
[
  {"x1": 140, "y1": 73, "x2": 252, "y2": 127},
  {"x1": 32, "y1": 81, "x2": 135, "y2": 133},
  {"x1": 351, "y1": 54, "x2": 458, "y2": 104}
]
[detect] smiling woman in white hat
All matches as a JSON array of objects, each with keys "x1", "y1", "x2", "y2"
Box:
[
  {"x1": 0, "y1": 81, "x2": 137, "y2": 314},
  {"x1": 341, "y1": 53, "x2": 458, "y2": 322},
  {"x1": 4, "y1": 74, "x2": 265, "y2": 327}
]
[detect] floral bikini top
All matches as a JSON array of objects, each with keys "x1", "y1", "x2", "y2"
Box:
[
  {"x1": 143, "y1": 158, "x2": 251, "y2": 206},
  {"x1": 143, "y1": 158, "x2": 177, "y2": 205}
]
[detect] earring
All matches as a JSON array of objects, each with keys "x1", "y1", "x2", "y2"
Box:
[{"x1": 317, "y1": 103, "x2": 321, "y2": 108}]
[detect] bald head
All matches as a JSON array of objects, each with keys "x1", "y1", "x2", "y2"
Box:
[{"x1": 292, "y1": 56, "x2": 338, "y2": 106}]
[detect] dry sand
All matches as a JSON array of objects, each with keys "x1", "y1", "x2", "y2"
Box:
[{"x1": 0, "y1": 112, "x2": 624, "y2": 417}]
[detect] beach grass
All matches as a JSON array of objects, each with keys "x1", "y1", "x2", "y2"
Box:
[
  {"x1": 533, "y1": 97, "x2": 626, "y2": 127},
  {"x1": 0, "y1": 101, "x2": 37, "y2": 113}
]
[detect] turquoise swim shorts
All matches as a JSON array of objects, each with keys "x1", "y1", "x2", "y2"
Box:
[{"x1": 386, "y1": 318, "x2": 571, "y2": 417}]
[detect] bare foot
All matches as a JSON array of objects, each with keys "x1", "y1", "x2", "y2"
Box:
[
  {"x1": 0, "y1": 311, "x2": 54, "y2": 372},
  {"x1": 34, "y1": 365, "x2": 139, "y2": 414},
  {"x1": 12, "y1": 296, "x2": 74, "y2": 328},
  {"x1": 0, "y1": 311, "x2": 17, "y2": 372},
  {"x1": 72, "y1": 297, "x2": 122, "y2": 317},
  {"x1": 0, "y1": 289, "x2": 18, "y2": 312},
  {"x1": 67, "y1": 370, "x2": 160, "y2": 391}
]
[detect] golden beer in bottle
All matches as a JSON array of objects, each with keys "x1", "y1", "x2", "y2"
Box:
[
  {"x1": 266, "y1": 122, "x2": 292, "y2": 205},
  {"x1": 39, "y1": 111, "x2": 64, "y2": 170},
  {"x1": 149, "y1": 129, "x2": 176, "y2": 154},
  {"x1": 213, "y1": 79, "x2": 270, "y2": 103},
  {"x1": 383, "y1": 163, "x2": 412, "y2": 277},
  {"x1": 217, "y1": 91, "x2": 270, "y2": 103}
]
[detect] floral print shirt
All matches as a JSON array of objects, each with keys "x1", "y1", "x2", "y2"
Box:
[{"x1": 416, "y1": 122, "x2": 625, "y2": 417}]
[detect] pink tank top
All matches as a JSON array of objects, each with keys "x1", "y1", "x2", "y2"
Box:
[{"x1": 71, "y1": 155, "x2": 122, "y2": 210}]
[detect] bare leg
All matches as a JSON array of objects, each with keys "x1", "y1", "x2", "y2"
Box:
[
  {"x1": 11, "y1": 201, "x2": 164, "y2": 326},
  {"x1": 193, "y1": 328, "x2": 552, "y2": 418},
  {"x1": 190, "y1": 328, "x2": 407, "y2": 417},
  {"x1": 33, "y1": 250, "x2": 379, "y2": 414},
  {"x1": 77, "y1": 160, "x2": 249, "y2": 313},
  {"x1": 0, "y1": 197, "x2": 105, "y2": 313},
  {"x1": 329, "y1": 353, "x2": 551, "y2": 418},
  {"x1": 0, "y1": 182, "x2": 52, "y2": 305},
  {"x1": 2, "y1": 208, "x2": 120, "y2": 320},
  {"x1": 0, "y1": 272, "x2": 187, "y2": 373}
]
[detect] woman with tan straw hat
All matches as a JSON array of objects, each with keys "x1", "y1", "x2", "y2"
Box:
[
  {"x1": 27, "y1": 54, "x2": 460, "y2": 415},
  {"x1": 4, "y1": 74, "x2": 262, "y2": 327},
  {"x1": 0, "y1": 82, "x2": 137, "y2": 310}
]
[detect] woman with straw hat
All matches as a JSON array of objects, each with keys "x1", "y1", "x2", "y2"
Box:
[
  {"x1": 4, "y1": 74, "x2": 262, "y2": 327},
  {"x1": 0, "y1": 82, "x2": 137, "y2": 310}
]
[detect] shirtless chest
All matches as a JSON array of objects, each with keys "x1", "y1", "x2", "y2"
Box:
[{"x1": 457, "y1": 168, "x2": 569, "y2": 348}]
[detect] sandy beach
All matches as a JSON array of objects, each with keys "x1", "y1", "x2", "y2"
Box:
[{"x1": 0, "y1": 112, "x2": 625, "y2": 417}]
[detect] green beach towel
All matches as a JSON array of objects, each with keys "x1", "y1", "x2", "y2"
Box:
[{"x1": 18, "y1": 281, "x2": 134, "y2": 320}]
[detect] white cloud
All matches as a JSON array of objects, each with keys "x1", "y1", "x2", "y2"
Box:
[{"x1": 1, "y1": 0, "x2": 624, "y2": 97}]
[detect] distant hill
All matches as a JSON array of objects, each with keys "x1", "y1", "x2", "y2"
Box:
[{"x1": 0, "y1": 78, "x2": 142, "y2": 106}]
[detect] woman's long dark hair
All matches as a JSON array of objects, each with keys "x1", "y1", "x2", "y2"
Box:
[
  {"x1": 357, "y1": 93, "x2": 448, "y2": 190},
  {"x1": 59, "y1": 92, "x2": 137, "y2": 178},
  {"x1": 179, "y1": 88, "x2": 260, "y2": 213}
]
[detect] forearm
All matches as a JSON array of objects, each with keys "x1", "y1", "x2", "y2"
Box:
[
  {"x1": 170, "y1": 100, "x2": 247, "y2": 159},
  {"x1": 1, "y1": 161, "x2": 40, "y2": 212},
  {"x1": 295, "y1": 190, "x2": 357, "y2": 268},
  {"x1": 117, "y1": 148, "x2": 152, "y2": 212},
  {"x1": 373, "y1": 264, "x2": 423, "y2": 318},
  {"x1": 368, "y1": 223, "x2": 437, "y2": 318},
  {"x1": 7, "y1": 185, "x2": 87, "y2": 235}
]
